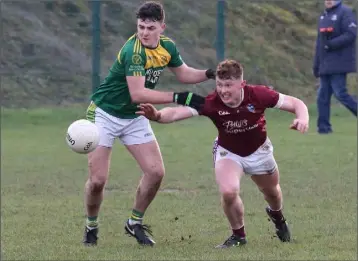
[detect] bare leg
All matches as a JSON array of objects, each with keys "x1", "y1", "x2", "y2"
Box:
[
  {"x1": 83, "y1": 146, "x2": 112, "y2": 246},
  {"x1": 251, "y1": 169, "x2": 291, "y2": 242},
  {"x1": 85, "y1": 146, "x2": 112, "y2": 219},
  {"x1": 215, "y1": 158, "x2": 245, "y2": 229},
  {"x1": 126, "y1": 140, "x2": 165, "y2": 215},
  {"x1": 214, "y1": 159, "x2": 247, "y2": 248},
  {"x1": 124, "y1": 140, "x2": 164, "y2": 246},
  {"x1": 251, "y1": 169, "x2": 282, "y2": 211}
]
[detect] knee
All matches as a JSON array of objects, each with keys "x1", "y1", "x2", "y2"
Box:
[
  {"x1": 334, "y1": 90, "x2": 349, "y2": 102},
  {"x1": 88, "y1": 176, "x2": 107, "y2": 192},
  {"x1": 317, "y1": 89, "x2": 329, "y2": 102},
  {"x1": 317, "y1": 94, "x2": 325, "y2": 103},
  {"x1": 145, "y1": 165, "x2": 165, "y2": 181},
  {"x1": 88, "y1": 157, "x2": 109, "y2": 192},
  {"x1": 260, "y1": 184, "x2": 281, "y2": 198},
  {"x1": 220, "y1": 186, "x2": 239, "y2": 204}
]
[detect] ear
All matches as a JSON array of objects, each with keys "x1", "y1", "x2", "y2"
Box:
[{"x1": 160, "y1": 22, "x2": 166, "y2": 33}]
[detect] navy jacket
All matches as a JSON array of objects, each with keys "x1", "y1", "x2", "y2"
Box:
[{"x1": 313, "y1": 2, "x2": 357, "y2": 76}]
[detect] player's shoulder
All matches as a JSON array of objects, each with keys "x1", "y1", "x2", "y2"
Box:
[
  {"x1": 159, "y1": 35, "x2": 178, "y2": 51},
  {"x1": 118, "y1": 34, "x2": 145, "y2": 64},
  {"x1": 244, "y1": 83, "x2": 276, "y2": 101},
  {"x1": 121, "y1": 34, "x2": 142, "y2": 54},
  {"x1": 245, "y1": 83, "x2": 275, "y2": 95},
  {"x1": 160, "y1": 34, "x2": 177, "y2": 45},
  {"x1": 245, "y1": 83, "x2": 273, "y2": 90}
]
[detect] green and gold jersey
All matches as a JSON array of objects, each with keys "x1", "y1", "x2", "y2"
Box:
[{"x1": 90, "y1": 34, "x2": 183, "y2": 118}]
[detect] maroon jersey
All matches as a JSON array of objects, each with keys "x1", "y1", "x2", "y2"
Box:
[{"x1": 199, "y1": 84, "x2": 282, "y2": 157}]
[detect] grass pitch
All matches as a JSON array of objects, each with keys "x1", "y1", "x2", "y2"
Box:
[{"x1": 2, "y1": 105, "x2": 357, "y2": 260}]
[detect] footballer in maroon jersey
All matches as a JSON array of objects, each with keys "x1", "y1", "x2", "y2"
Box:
[
  {"x1": 199, "y1": 83, "x2": 284, "y2": 157},
  {"x1": 136, "y1": 59, "x2": 309, "y2": 248}
]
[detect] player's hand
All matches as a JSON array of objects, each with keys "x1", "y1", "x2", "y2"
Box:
[
  {"x1": 205, "y1": 68, "x2": 216, "y2": 80},
  {"x1": 290, "y1": 118, "x2": 309, "y2": 133},
  {"x1": 136, "y1": 103, "x2": 161, "y2": 121}
]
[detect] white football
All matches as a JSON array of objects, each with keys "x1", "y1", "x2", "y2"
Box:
[{"x1": 66, "y1": 119, "x2": 100, "y2": 154}]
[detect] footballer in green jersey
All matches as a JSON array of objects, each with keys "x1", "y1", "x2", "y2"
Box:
[
  {"x1": 83, "y1": 1, "x2": 216, "y2": 247},
  {"x1": 90, "y1": 33, "x2": 184, "y2": 119}
]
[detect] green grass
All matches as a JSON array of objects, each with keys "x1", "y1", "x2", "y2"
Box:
[{"x1": 1, "y1": 105, "x2": 357, "y2": 260}]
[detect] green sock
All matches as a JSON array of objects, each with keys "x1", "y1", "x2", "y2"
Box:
[
  {"x1": 130, "y1": 209, "x2": 144, "y2": 224},
  {"x1": 86, "y1": 216, "x2": 98, "y2": 228}
]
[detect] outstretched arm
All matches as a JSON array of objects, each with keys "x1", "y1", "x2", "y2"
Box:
[
  {"x1": 278, "y1": 95, "x2": 309, "y2": 133},
  {"x1": 136, "y1": 104, "x2": 197, "y2": 123}
]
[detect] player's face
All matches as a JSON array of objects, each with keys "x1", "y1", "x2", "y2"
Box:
[
  {"x1": 137, "y1": 19, "x2": 165, "y2": 48},
  {"x1": 216, "y1": 77, "x2": 244, "y2": 107}
]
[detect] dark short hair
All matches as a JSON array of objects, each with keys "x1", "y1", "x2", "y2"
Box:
[
  {"x1": 216, "y1": 59, "x2": 243, "y2": 80},
  {"x1": 136, "y1": 1, "x2": 165, "y2": 23}
]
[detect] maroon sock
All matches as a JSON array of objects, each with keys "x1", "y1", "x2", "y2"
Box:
[
  {"x1": 269, "y1": 208, "x2": 284, "y2": 222},
  {"x1": 232, "y1": 226, "x2": 246, "y2": 238}
]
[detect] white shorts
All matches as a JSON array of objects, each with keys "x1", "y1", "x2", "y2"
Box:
[
  {"x1": 86, "y1": 102, "x2": 156, "y2": 147},
  {"x1": 212, "y1": 137, "x2": 278, "y2": 175}
]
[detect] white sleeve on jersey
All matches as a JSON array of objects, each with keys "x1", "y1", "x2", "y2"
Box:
[
  {"x1": 273, "y1": 93, "x2": 285, "y2": 109},
  {"x1": 187, "y1": 107, "x2": 199, "y2": 116}
]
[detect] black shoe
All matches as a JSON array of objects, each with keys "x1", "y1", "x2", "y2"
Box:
[
  {"x1": 125, "y1": 219, "x2": 155, "y2": 246},
  {"x1": 83, "y1": 226, "x2": 98, "y2": 246},
  {"x1": 266, "y1": 207, "x2": 291, "y2": 242},
  {"x1": 215, "y1": 234, "x2": 247, "y2": 249},
  {"x1": 318, "y1": 128, "x2": 333, "y2": 134}
]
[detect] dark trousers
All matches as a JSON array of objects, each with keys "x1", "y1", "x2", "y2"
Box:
[{"x1": 317, "y1": 73, "x2": 357, "y2": 133}]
